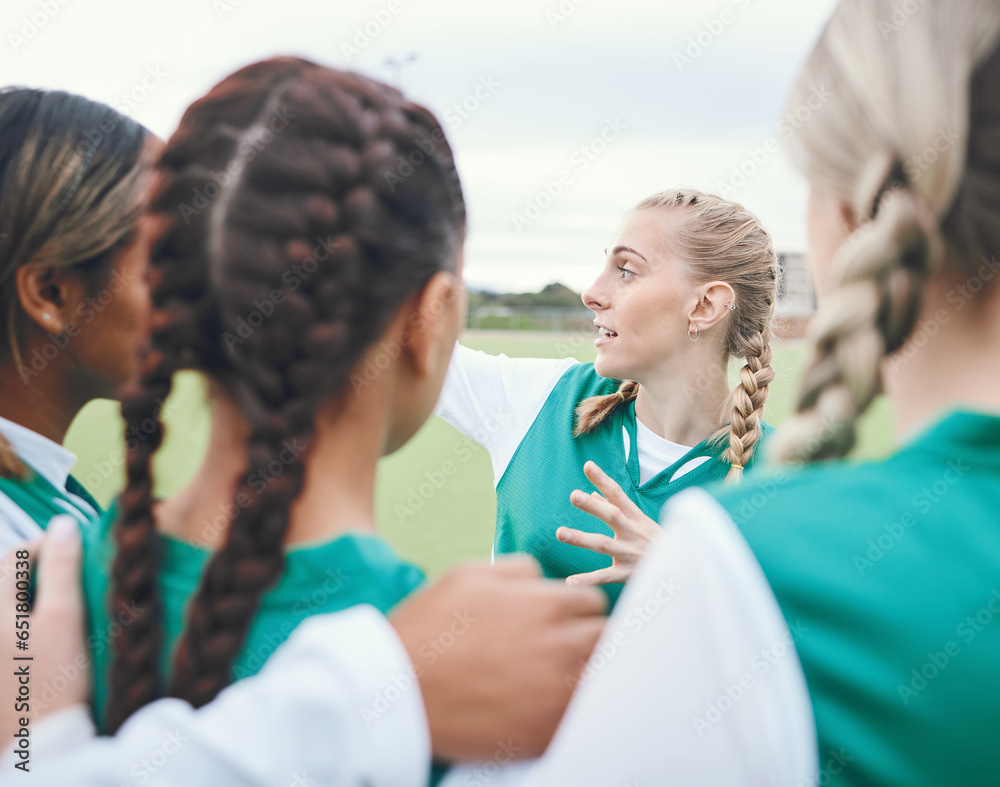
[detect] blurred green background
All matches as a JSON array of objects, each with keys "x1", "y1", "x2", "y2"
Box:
[{"x1": 64, "y1": 331, "x2": 896, "y2": 577}]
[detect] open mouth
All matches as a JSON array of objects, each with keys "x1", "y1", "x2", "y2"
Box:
[{"x1": 595, "y1": 322, "x2": 618, "y2": 340}]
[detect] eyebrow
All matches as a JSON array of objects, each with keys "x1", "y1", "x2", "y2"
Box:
[{"x1": 606, "y1": 245, "x2": 649, "y2": 263}]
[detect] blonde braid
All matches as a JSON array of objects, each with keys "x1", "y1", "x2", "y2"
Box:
[
  {"x1": 773, "y1": 185, "x2": 943, "y2": 464},
  {"x1": 574, "y1": 380, "x2": 638, "y2": 436},
  {"x1": 722, "y1": 322, "x2": 775, "y2": 481}
]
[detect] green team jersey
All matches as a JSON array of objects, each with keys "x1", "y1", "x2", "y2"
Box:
[
  {"x1": 497, "y1": 362, "x2": 773, "y2": 606},
  {"x1": 713, "y1": 409, "x2": 1000, "y2": 785},
  {"x1": 80, "y1": 507, "x2": 425, "y2": 732},
  {"x1": 0, "y1": 462, "x2": 102, "y2": 527}
]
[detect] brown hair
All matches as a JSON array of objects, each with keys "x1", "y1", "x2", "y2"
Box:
[
  {"x1": 774, "y1": 0, "x2": 1000, "y2": 463},
  {"x1": 0, "y1": 88, "x2": 149, "y2": 478},
  {"x1": 105, "y1": 57, "x2": 465, "y2": 732},
  {"x1": 574, "y1": 189, "x2": 777, "y2": 482}
]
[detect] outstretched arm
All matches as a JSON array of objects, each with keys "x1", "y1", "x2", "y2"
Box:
[
  {"x1": 2, "y1": 530, "x2": 605, "y2": 786},
  {"x1": 434, "y1": 343, "x2": 575, "y2": 484}
]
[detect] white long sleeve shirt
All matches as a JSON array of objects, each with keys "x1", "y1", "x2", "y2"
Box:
[
  {"x1": 433, "y1": 344, "x2": 710, "y2": 489},
  {"x1": 1, "y1": 606, "x2": 431, "y2": 786},
  {"x1": 1, "y1": 412, "x2": 818, "y2": 785},
  {"x1": 0, "y1": 416, "x2": 99, "y2": 553}
]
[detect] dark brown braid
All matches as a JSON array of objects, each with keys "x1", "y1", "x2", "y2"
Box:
[{"x1": 106, "y1": 57, "x2": 465, "y2": 731}]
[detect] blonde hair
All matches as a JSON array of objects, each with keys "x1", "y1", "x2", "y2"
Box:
[
  {"x1": 575, "y1": 189, "x2": 778, "y2": 482},
  {"x1": 0, "y1": 88, "x2": 150, "y2": 478},
  {"x1": 774, "y1": 0, "x2": 1000, "y2": 463}
]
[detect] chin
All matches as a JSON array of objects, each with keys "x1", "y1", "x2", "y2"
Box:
[{"x1": 593, "y1": 353, "x2": 626, "y2": 381}]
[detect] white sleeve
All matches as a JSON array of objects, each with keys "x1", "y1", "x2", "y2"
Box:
[
  {"x1": 0, "y1": 495, "x2": 45, "y2": 555},
  {"x1": 434, "y1": 343, "x2": 576, "y2": 485},
  {"x1": 445, "y1": 487, "x2": 819, "y2": 787},
  {"x1": 2, "y1": 605, "x2": 430, "y2": 787}
]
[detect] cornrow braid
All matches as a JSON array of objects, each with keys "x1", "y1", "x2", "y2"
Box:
[
  {"x1": 105, "y1": 353, "x2": 174, "y2": 733},
  {"x1": 105, "y1": 57, "x2": 465, "y2": 729}
]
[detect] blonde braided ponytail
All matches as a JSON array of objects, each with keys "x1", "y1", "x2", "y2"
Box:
[{"x1": 774, "y1": 0, "x2": 1000, "y2": 464}]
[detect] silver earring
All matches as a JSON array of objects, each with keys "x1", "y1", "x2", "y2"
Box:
[
  {"x1": 688, "y1": 326, "x2": 699, "y2": 342},
  {"x1": 42, "y1": 314, "x2": 51, "y2": 321},
  {"x1": 724, "y1": 301, "x2": 736, "y2": 312}
]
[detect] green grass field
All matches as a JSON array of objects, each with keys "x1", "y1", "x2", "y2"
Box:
[{"x1": 64, "y1": 332, "x2": 896, "y2": 577}]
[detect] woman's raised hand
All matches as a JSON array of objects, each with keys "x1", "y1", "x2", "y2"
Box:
[{"x1": 557, "y1": 460, "x2": 663, "y2": 586}]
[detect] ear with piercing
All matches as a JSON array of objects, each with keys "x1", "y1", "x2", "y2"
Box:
[{"x1": 724, "y1": 301, "x2": 736, "y2": 311}]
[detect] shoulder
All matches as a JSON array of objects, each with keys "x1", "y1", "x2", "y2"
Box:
[
  {"x1": 554, "y1": 362, "x2": 620, "y2": 402},
  {"x1": 713, "y1": 457, "x2": 898, "y2": 532}
]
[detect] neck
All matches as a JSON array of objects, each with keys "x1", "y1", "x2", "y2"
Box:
[
  {"x1": 157, "y1": 383, "x2": 386, "y2": 548},
  {"x1": 0, "y1": 361, "x2": 82, "y2": 445},
  {"x1": 632, "y1": 351, "x2": 731, "y2": 446},
  {"x1": 882, "y1": 273, "x2": 1000, "y2": 440}
]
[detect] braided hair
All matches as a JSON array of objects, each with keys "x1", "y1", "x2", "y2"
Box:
[
  {"x1": 574, "y1": 190, "x2": 777, "y2": 482},
  {"x1": 773, "y1": 0, "x2": 1000, "y2": 464},
  {"x1": 105, "y1": 57, "x2": 465, "y2": 732}
]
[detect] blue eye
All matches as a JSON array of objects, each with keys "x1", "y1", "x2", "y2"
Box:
[{"x1": 617, "y1": 266, "x2": 635, "y2": 280}]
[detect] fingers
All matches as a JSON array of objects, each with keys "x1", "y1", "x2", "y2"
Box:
[
  {"x1": 33, "y1": 516, "x2": 83, "y2": 616},
  {"x1": 565, "y1": 566, "x2": 628, "y2": 587},
  {"x1": 556, "y1": 526, "x2": 615, "y2": 556},
  {"x1": 583, "y1": 461, "x2": 641, "y2": 515},
  {"x1": 569, "y1": 490, "x2": 622, "y2": 530}
]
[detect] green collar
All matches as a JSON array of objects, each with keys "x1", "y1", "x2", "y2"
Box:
[{"x1": 0, "y1": 461, "x2": 101, "y2": 528}]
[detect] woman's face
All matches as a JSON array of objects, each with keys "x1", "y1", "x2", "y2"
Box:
[
  {"x1": 806, "y1": 186, "x2": 852, "y2": 300},
  {"x1": 60, "y1": 136, "x2": 163, "y2": 401},
  {"x1": 581, "y1": 208, "x2": 697, "y2": 382},
  {"x1": 67, "y1": 213, "x2": 156, "y2": 399}
]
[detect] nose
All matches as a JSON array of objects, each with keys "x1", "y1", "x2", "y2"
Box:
[{"x1": 581, "y1": 269, "x2": 609, "y2": 312}]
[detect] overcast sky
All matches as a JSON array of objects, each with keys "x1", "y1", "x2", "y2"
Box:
[{"x1": 1, "y1": 0, "x2": 839, "y2": 291}]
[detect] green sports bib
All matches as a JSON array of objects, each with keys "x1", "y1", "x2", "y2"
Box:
[
  {"x1": 713, "y1": 409, "x2": 1000, "y2": 785},
  {"x1": 496, "y1": 363, "x2": 772, "y2": 606},
  {"x1": 81, "y1": 505, "x2": 426, "y2": 733}
]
